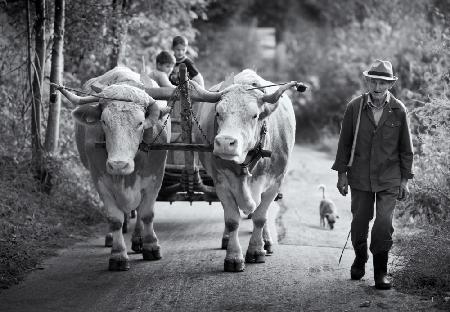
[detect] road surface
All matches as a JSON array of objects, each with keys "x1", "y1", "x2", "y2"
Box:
[{"x1": 0, "y1": 145, "x2": 437, "y2": 311}]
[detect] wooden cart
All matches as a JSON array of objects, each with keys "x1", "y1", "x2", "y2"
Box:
[{"x1": 139, "y1": 64, "x2": 219, "y2": 204}]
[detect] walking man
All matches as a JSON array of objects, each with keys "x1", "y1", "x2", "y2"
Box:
[{"x1": 332, "y1": 59, "x2": 414, "y2": 289}]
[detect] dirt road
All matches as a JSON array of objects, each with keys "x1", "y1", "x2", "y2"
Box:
[{"x1": 0, "y1": 145, "x2": 438, "y2": 311}]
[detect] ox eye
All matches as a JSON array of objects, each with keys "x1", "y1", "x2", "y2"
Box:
[
  {"x1": 137, "y1": 121, "x2": 144, "y2": 128},
  {"x1": 101, "y1": 119, "x2": 106, "y2": 126},
  {"x1": 253, "y1": 114, "x2": 258, "y2": 119}
]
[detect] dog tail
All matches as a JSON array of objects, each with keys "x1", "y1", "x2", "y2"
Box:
[{"x1": 318, "y1": 184, "x2": 326, "y2": 199}]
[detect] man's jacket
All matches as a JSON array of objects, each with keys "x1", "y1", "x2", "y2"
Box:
[{"x1": 332, "y1": 92, "x2": 414, "y2": 192}]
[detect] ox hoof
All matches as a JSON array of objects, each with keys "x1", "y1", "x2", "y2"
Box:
[
  {"x1": 264, "y1": 242, "x2": 274, "y2": 255},
  {"x1": 105, "y1": 233, "x2": 113, "y2": 247},
  {"x1": 108, "y1": 258, "x2": 130, "y2": 271},
  {"x1": 221, "y1": 237, "x2": 229, "y2": 250},
  {"x1": 245, "y1": 250, "x2": 266, "y2": 263},
  {"x1": 131, "y1": 237, "x2": 143, "y2": 253},
  {"x1": 143, "y1": 248, "x2": 161, "y2": 261},
  {"x1": 224, "y1": 259, "x2": 245, "y2": 272}
]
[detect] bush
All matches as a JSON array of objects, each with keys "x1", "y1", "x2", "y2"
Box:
[
  {"x1": 392, "y1": 221, "x2": 450, "y2": 300},
  {"x1": 396, "y1": 97, "x2": 450, "y2": 223},
  {"x1": 0, "y1": 155, "x2": 103, "y2": 290}
]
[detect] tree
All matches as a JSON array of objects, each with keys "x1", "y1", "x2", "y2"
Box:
[
  {"x1": 108, "y1": 0, "x2": 131, "y2": 69},
  {"x1": 27, "y1": 0, "x2": 46, "y2": 167},
  {"x1": 45, "y1": 0, "x2": 65, "y2": 154}
]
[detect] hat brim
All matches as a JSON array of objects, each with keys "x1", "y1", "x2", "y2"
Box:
[{"x1": 363, "y1": 71, "x2": 398, "y2": 81}]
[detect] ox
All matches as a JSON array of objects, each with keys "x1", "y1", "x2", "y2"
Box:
[
  {"x1": 56, "y1": 67, "x2": 171, "y2": 271},
  {"x1": 192, "y1": 70, "x2": 297, "y2": 272}
]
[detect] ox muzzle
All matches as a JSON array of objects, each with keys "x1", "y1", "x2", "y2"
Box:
[
  {"x1": 213, "y1": 134, "x2": 245, "y2": 163},
  {"x1": 106, "y1": 158, "x2": 135, "y2": 175}
]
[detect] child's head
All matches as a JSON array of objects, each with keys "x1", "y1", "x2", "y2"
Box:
[
  {"x1": 171, "y1": 35, "x2": 188, "y2": 61},
  {"x1": 155, "y1": 51, "x2": 175, "y2": 75}
]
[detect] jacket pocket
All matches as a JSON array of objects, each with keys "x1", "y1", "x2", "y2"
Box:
[{"x1": 382, "y1": 119, "x2": 401, "y2": 140}]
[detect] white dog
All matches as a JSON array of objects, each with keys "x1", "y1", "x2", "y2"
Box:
[{"x1": 319, "y1": 184, "x2": 339, "y2": 230}]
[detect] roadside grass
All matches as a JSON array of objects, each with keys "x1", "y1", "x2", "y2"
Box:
[
  {"x1": 392, "y1": 221, "x2": 450, "y2": 308},
  {"x1": 0, "y1": 155, "x2": 104, "y2": 291}
]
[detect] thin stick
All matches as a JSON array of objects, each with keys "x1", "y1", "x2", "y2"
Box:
[
  {"x1": 338, "y1": 229, "x2": 351, "y2": 265},
  {"x1": 50, "y1": 82, "x2": 133, "y2": 102}
]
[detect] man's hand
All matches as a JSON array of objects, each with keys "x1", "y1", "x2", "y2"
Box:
[
  {"x1": 337, "y1": 172, "x2": 348, "y2": 196},
  {"x1": 398, "y1": 178, "x2": 409, "y2": 201}
]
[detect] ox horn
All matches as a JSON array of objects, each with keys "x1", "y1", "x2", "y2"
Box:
[
  {"x1": 260, "y1": 81, "x2": 298, "y2": 104},
  {"x1": 189, "y1": 80, "x2": 222, "y2": 103},
  {"x1": 51, "y1": 83, "x2": 98, "y2": 105},
  {"x1": 144, "y1": 86, "x2": 176, "y2": 101}
]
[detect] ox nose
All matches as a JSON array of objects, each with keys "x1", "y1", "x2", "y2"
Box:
[
  {"x1": 107, "y1": 160, "x2": 130, "y2": 173},
  {"x1": 215, "y1": 136, "x2": 237, "y2": 149}
]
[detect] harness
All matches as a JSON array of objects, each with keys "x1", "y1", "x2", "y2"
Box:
[{"x1": 239, "y1": 121, "x2": 271, "y2": 176}]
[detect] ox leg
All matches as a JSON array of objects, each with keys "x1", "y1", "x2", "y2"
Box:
[
  {"x1": 221, "y1": 225, "x2": 230, "y2": 250},
  {"x1": 221, "y1": 194, "x2": 245, "y2": 272},
  {"x1": 107, "y1": 207, "x2": 130, "y2": 271},
  {"x1": 246, "y1": 191, "x2": 276, "y2": 263},
  {"x1": 105, "y1": 232, "x2": 113, "y2": 248},
  {"x1": 140, "y1": 194, "x2": 161, "y2": 261},
  {"x1": 131, "y1": 212, "x2": 143, "y2": 253},
  {"x1": 263, "y1": 223, "x2": 274, "y2": 255}
]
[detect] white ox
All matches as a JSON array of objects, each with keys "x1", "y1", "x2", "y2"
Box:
[
  {"x1": 57, "y1": 67, "x2": 171, "y2": 271},
  {"x1": 193, "y1": 70, "x2": 297, "y2": 272}
]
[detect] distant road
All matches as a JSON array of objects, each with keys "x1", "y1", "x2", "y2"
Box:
[{"x1": 0, "y1": 145, "x2": 437, "y2": 312}]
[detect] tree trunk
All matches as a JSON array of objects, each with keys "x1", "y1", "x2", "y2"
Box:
[
  {"x1": 108, "y1": 0, "x2": 131, "y2": 69},
  {"x1": 29, "y1": 0, "x2": 46, "y2": 167},
  {"x1": 45, "y1": 0, "x2": 65, "y2": 154}
]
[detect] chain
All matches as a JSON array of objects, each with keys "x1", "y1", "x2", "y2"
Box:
[
  {"x1": 186, "y1": 84, "x2": 212, "y2": 145},
  {"x1": 146, "y1": 79, "x2": 212, "y2": 146},
  {"x1": 148, "y1": 87, "x2": 179, "y2": 144}
]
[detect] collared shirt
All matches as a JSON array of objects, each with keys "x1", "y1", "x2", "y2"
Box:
[
  {"x1": 332, "y1": 92, "x2": 414, "y2": 192},
  {"x1": 367, "y1": 92, "x2": 390, "y2": 126}
]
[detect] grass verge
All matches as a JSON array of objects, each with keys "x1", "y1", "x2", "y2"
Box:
[{"x1": 0, "y1": 155, "x2": 104, "y2": 291}]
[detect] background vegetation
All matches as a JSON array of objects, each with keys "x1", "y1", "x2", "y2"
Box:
[{"x1": 0, "y1": 0, "x2": 448, "y2": 304}]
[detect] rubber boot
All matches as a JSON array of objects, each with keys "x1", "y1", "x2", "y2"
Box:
[
  {"x1": 350, "y1": 244, "x2": 368, "y2": 280},
  {"x1": 373, "y1": 252, "x2": 392, "y2": 290}
]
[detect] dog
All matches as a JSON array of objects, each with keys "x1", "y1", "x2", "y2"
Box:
[{"x1": 319, "y1": 184, "x2": 339, "y2": 230}]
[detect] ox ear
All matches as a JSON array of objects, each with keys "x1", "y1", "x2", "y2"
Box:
[
  {"x1": 72, "y1": 104, "x2": 102, "y2": 126},
  {"x1": 258, "y1": 102, "x2": 280, "y2": 120},
  {"x1": 143, "y1": 104, "x2": 161, "y2": 129},
  {"x1": 159, "y1": 106, "x2": 171, "y2": 119}
]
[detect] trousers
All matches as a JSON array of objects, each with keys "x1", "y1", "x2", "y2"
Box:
[{"x1": 350, "y1": 187, "x2": 397, "y2": 255}]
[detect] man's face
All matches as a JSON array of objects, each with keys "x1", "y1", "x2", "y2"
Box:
[
  {"x1": 157, "y1": 63, "x2": 174, "y2": 75},
  {"x1": 366, "y1": 77, "x2": 394, "y2": 101},
  {"x1": 172, "y1": 44, "x2": 187, "y2": 60}
]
